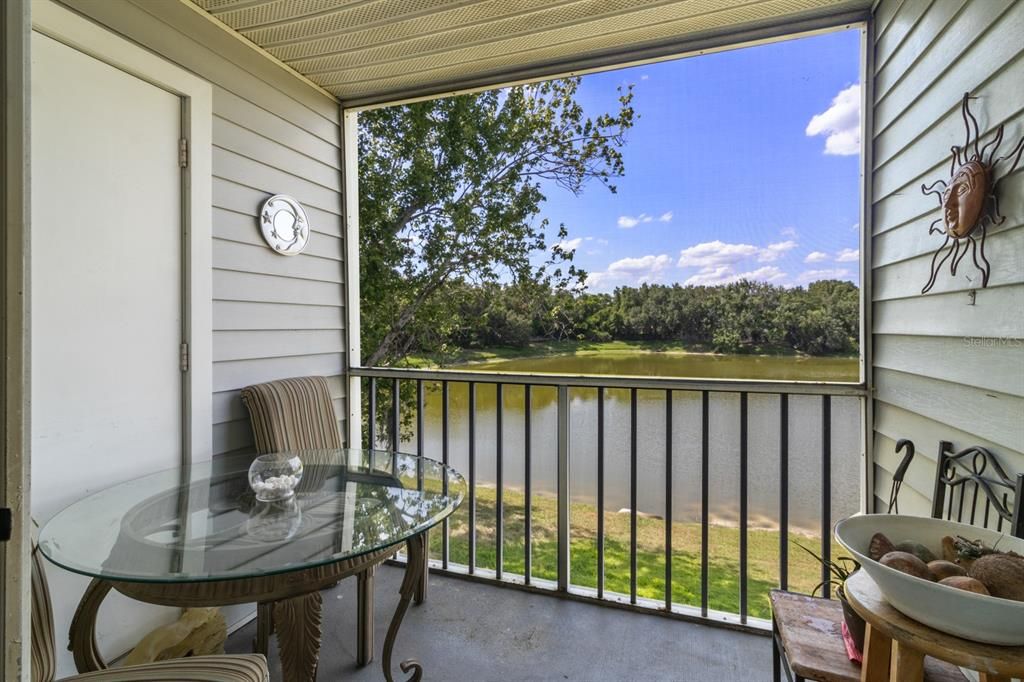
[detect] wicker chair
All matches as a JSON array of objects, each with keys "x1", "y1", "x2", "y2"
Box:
[
  {"x1": 31, "y1": 539, "x2": 268, "y2": 682},
  {"x1": 240, "y1": 376, "x2": 376, "y2": 665}
]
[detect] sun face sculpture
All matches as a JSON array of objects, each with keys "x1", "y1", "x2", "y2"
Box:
[{"x1": 920, "y1": 93, "x2": 1023, "y2": 294}]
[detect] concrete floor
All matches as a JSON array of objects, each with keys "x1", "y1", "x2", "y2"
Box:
[{"x1": 226, "y1": 565, "x2": 772, "y2": 681}]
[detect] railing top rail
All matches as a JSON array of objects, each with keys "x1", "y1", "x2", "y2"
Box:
[{"x1": 350, "y1": 365, "x2": 867, "y2": 396}]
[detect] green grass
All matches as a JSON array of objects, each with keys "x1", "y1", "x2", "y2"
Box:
[
  {"x1": 428, "y1": 485, "x2": 844, "y2": 620},
  {"x1": 403, "y1": 338, "x2": 843, "y2": 368}
]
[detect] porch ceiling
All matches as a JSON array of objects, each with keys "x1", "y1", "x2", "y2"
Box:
[{"x1": 187, "y1": 0, "x2": 871, "y2": 107}]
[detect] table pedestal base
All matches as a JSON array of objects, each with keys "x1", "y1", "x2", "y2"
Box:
[{"x1": 68, "y1": 536, "x2": 430, "y2": 682}]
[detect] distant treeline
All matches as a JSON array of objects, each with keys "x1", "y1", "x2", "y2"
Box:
[{"x1": 444, "y1": 279, "x2": 859, "y2": 356}]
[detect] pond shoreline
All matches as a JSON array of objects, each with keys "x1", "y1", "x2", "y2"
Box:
[{"x1": 405, "y1": 339, "x2": 858, "y2": 372}]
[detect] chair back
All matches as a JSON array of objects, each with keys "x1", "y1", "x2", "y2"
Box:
[
  {"x1": 240, "y1": 376, "x2": 342, "y2": 453},
  {"x1": 931, "y1": 440, "x2": 1023, "y2": 538},
  {"x1": 30, "y1": 535, "x2": 57, "y2": 682}
]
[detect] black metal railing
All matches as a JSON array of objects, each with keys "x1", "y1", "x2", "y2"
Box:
[{"x1": 352, "y1": 366, "x2": 866, "y2": 630}]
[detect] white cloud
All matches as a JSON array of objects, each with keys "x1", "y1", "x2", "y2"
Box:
[
  {"x1": 552, "y1": 237, "x2": 582, "y2": 252},
  {"x1": 640, "y1": 74, "x2": 649, "y2": 81},
  {"x1": 758, "y1": 240, "x2": 798, "y2": 262},
  {"x1": 677, "y1": 240, "x2": 761, "y2": 268},
  {"x1": 835, "y1": 248, "x2": 859, "y2": 262},
  {"x1": 685, "y1": 265, "x2": 787, "y2": 286},
  {"x1": 806, "y1": 84, "x2": 861, "y2": 156},
  {"x1": 617, "y1": 213, "x2": 654, "y2": 228},
  {"x1": 677, "y1": 239, "x2": 797, "y2": 268},
  {"x1": 608, "y1": 254, "x2": 673, "y2": 274},
  {"x1": 586, "y1": 253, "x2": 673, "y2": 291},
  {"x1": 675, "y1": 239, "x2": 801, "y2": 287},
  {"x1": 596, "y1": 238, "x2": 609, "y2": 246},
  {"x1": 618, "y1": 212, "x2": 671, "y2": 228},
  {"x1": 797, "y1": 268, "x2": 853, "y2": 283},
  {"x1": 804, "y1": 251, "x2": 829, "y2": 263},
  {"x1": 781, "y1": 226, "x2": 798, "y2": 239}
]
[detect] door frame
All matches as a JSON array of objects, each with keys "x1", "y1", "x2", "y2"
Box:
[
  {"x1": 3, "y1": 4, "x2": 212, "y2": 674},
  {"x1": 33, "y1": 0, "x2": 213, "y2": 464},
  {"x1": 2, "y1": 0, "x2": 31, "y2": 678}
]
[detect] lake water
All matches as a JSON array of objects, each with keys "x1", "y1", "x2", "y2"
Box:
[{"x1": 391, "y1": 352, "x2": 862, "y2": 534}]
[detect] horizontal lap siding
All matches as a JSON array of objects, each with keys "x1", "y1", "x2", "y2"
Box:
[
  {"x1": 63, "y1": 0, "x2": 346, "y2": 455},
  {"x1": 870, "y1": 0, "x2": 1024, "y2": 517}
]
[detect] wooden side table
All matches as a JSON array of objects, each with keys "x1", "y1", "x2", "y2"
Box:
[
  {"x1": 770, "y1": 590, "x2": 966, "y2": 682},
  {"x1": 844, "y1": 570, "x2": 1024, "y2": 682}
]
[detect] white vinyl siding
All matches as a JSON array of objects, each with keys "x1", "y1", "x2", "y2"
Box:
[
  {"x1": 869, "y1": 0, "x2": 1024, "y2": 515},
  {"x1": 61, "y1": 0, "x2": 347, "y2": 455}
]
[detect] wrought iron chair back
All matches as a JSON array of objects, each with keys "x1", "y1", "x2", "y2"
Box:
[{"x1": 930, "y1": 440, "x2": 1023, "y2": 538}]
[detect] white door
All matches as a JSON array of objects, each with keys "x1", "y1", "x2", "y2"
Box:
[{"x1": 31, "y1": 31, "x2": 185, "y2": 670}]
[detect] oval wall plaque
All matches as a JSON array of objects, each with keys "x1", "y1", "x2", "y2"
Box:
[{"x1": 259, "y1": 194, "x2": 309, "y2": 256}]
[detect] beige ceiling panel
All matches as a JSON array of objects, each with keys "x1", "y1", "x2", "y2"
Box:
[
  {"x1": 200, "y1": 0, "x2": 373, "y2": 30},
  {"x1": 241, "y1": 0, "x2": 473, "y2": 46},
  {"x1": 188, "y1": 0, "x2": 871, "y2": 104},
  {"x1": 314, "y1": 0, "x2": 858, "y2": 88},
  {"x1": 268, "y1": 0, "x2": 571, "y2": 63},
  {"x1": 289, "y1": 0, "x2": 736, "y2": 76}
]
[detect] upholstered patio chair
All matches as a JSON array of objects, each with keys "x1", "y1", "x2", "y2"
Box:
[
  {"x1": 240, "y1": 375, "x2": 377, "y2": 665},
  {"x1": 31, "y1": 539, "x2": 268, "y2": 682}
]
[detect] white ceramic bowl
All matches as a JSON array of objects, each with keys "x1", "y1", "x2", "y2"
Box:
[{"x1": 834, "y1": 514, "x2": 1024, "y2": 645}]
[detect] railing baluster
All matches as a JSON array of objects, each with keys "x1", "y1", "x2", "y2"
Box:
[
  {"x1": 496, "y1": 383, "x2": 504, "y2": 580},
  {"x1": 524, "y1": 384, "x2": 532, "y2": 585},
  {"x1": 780, "y1": 394, "x2": 789, "y2": 591},
  {"x1": 391, "y1": 378, "x2": 400, "y2": 451},
  {"x1": 557, "y1": 385, "x2": 570, "y2": 592},
  {"x1": 701, "y1": 391, "x2": 709, "y2": 617},
  {"x1": 664, "y1": 389, "x2": 673, "y2": 612},
  {"x1": 740, "y1": 392, "x2": 748, "y2": 622},
  {"x1": 821, "y1": 395, "x2": 831, "y2": 598},
  {"x1": 368, "y1": 377, "x2": 377, "y2": 449},
  {"x1": 416, "y1": 380, "x2": 424, "y2": 490},
  {"x1": 597, "y1": 386, "x2": 605, "y2": 600},
  {"x1": 442, "y1": 381, "x2": 450, "y2": 570},
  {"x1": 468, "y1": 381, "x2": 476, "y2": 575},
  {"x1": 630, "y1": 388, "x2": 638, "y2": 605},
  {"x1": 415, "y1": 380, "x2": 426, "y2": 604}
]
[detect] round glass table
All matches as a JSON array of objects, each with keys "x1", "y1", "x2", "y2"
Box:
[{"x1": 38, "y1": 449, "x2": 466, "y2": 682}]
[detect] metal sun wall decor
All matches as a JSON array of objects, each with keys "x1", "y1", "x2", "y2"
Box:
[
  {"x1": 920, "y1": 93, "x2": 1024, "y2": 294},
  {"x1": 260, "y1": 194, "x2": 310, "y2": 256}
]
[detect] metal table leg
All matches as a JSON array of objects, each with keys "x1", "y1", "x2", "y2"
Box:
[{"x1": 382, "y1": 532, "x2": 427, "y2": 682}]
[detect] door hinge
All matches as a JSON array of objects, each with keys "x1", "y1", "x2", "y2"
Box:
[
  {"x1": 180, "y1": 342, "x2": 190, "y2": 372},
  {"x1": 0, "y1": 508, "x2": 11, "y2": 542},
  {"x1": 179, "y1": 138, "x2": 188, "y2": 168}
]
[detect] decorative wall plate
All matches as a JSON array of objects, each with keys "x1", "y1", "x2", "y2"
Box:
[{"x1": 259, "y1": 195, "x2": 310, "y2": 256}]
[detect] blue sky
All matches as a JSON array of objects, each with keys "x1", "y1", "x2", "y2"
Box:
[{"x1": 534, "y1": 28, "x2": 863, "y2": 292}]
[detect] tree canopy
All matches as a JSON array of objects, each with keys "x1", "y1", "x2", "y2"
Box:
[
  {"x1": 359, "y1": 78, "x2": 635, "y2": 366},
  {"x1": 440, "y1": 279, "x2": 860, "y2": 358}
]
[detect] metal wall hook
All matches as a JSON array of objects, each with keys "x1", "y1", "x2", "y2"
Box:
[{"x1": 888, "y1": 439, "x2": 916, "y2": 513}]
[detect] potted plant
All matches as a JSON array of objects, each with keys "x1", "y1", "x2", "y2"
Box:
[{"x1": 795, "y1": 543, "x2": 865, "y2": 651}]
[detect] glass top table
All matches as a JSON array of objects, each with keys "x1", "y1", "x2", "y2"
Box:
[
  {"x1": 39, "y1": 449, "x2": 466, "y2": 583},
  {"x1": 38, "y1": 449, "x2": 466, "y2": 682}
]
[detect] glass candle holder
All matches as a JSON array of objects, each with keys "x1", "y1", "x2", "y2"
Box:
[{"x1": 248, "y1": 453, "x2": 303, "y2": 502}]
